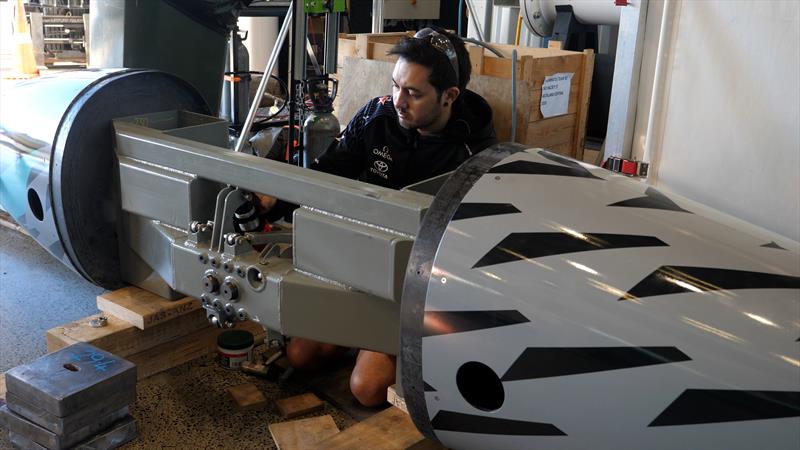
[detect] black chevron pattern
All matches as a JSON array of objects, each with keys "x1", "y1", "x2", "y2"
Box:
[
  {"x1": 621, "y1": 266, "x2": 800, "y2": 300},
  {"x1": 473, "y1": 232, "x2": 668, "y2": 268},
  {"x1": 501, "y1": 347, "x2": 691, "y2": 381},
  {"x1": 452, "y1": 203, "x2": 521, "y2": 221},
  {"x1": 650, "y1": 389, "x2": 800, "y2": 426},
  {"x1": 431, "y1": 410, "x2": 566, "y2": 436},
  {"x1": 608, "y1": 187, "x2": 692, "y2": 213}
]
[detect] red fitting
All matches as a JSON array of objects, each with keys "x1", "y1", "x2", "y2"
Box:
[
  {"x1": 621, "y1": 159, "x2": 638, "y2": 175},
  {"x1": 615, "y1": 0, "x2": 628, "y2": 6}
]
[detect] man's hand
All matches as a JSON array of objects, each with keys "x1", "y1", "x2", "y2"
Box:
[{"x1": 257, "y1": 193, "x2": 278, "y2": 212}]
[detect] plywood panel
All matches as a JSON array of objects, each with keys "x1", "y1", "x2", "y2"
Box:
[{"x1": 526, "y1": 114, "x2": 575, "y2": 149}]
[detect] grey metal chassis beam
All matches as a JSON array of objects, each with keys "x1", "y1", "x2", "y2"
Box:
[{"x1": 112, "y1": 113, "x2": 432, "y2": 354}]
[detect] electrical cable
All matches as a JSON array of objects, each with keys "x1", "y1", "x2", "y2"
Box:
[{"x1": 463, "y1": 37, "x2": 505, "y2": 58}]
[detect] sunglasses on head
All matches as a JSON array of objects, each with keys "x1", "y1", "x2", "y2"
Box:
[{"x1": 413, "y1": 28, "x2": 460, "y2": 87}]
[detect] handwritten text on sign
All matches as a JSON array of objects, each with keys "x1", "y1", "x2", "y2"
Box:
[{"x1": 540, "y1": 72, "x2": 573, "y2": 118}]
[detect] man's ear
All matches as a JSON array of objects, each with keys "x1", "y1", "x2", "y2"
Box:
[{"x1": 443, "y1": 86, "x2": 460, "y2": 106}]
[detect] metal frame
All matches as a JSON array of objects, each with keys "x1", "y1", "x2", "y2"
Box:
[{"x1": 112, "y1": 113, "x2": 431, "y2": 353}]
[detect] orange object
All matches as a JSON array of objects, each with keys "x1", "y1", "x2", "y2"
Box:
[{"x1": 7, "y1": 0, "x2": 39, "y2": 78}]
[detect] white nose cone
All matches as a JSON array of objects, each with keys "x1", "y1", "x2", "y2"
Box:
[{"x1": 401, "y1": 144, "x2": 800, "y2": 450}]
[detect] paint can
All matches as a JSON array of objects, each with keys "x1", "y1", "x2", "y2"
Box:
[{"x1": 217, "y1": 330, "x2": 254, "y2": 370}]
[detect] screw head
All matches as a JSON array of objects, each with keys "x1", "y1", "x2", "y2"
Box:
[
  {"x1": 203, "y1": 274, "x2": 220, "y2": 293},
  {"x1": 237, "y1": 308, "x2": 248, "y2": 321},
  {"x1": 221, "y1": 279, "x2": 239, "y2": 301}
]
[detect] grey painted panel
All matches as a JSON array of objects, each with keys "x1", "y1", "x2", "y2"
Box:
[{"x1": 293, "y1": 207, "x2": 412, "y2": 301}]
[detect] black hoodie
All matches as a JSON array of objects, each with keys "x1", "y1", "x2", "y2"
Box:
[
  {"x1": 266, "y1": 90, "x2": 496, "y2": 222},
  {"x1": 312, "y1": 89, "x2": 497, "y2": 189}
]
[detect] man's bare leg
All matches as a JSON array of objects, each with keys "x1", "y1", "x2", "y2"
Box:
[
  {"x1": 349, "y1": 350, "x2": 396, "y2": 407},
  {"x1": 286, "y1": 337, "x2": 347, "y2": 370}
]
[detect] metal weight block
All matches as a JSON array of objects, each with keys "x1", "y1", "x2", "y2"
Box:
[
  {"x1": 0, "y1": 404, "x2": 129, "y2": 450},
  {"x1": 6, "y1": 388, "x2": 135, "y2": 435},
  {"x1": 9, "y1": 415, "x2": 137, "y2": 450},
  {"x1": 4, "y1": 343, "x2": 136, "y2": 417}
]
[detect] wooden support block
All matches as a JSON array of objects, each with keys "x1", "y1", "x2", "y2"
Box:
[
  {"x1": 314, "y1": 406, "x2": 425, "y2": 450},
  {"x1": 387, "y1": 385, "x2": 407, "y2": 414},
  {"x1": 275, "y1": 393, "x2": 324, "y2": 419},
  {"x1": 268, "y1": 415, "x2": 340, "y2": 450},
  {"x1": 46, "y1": 309, "x2": 209, "y2": 357},
  {"x1": 128, "y1": 320, "x2": 265, "y2": 380},
  {"x1": 572, "y1": 49, "x2": 595, "y2": 161},
  {"x1": 96, "y1": 286, "x2": 200, "y2": 329},
  {"x1": 227, "y1": 383, "x2": 267, "y2": 410},
  {"x1": 468, "y1": 44, "x2": 485, "y2": 75},
  {"x1": 355, "y1": 34, "x2": 370, "y2": 59}
]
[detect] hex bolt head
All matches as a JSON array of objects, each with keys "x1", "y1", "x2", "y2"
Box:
[
  {"x1": 198, "y1": 253, "x2": 209, "y2": 264},
  {"x1": 224, "y1": 304, "x2": 235, "y2": 316},
  {"x1": 236, "y1": 308, "x2": 249, "y2": 321},
  {"x1": 202, "y1": 274, "x2": 220, "y2": 293},
  {"x1": 222, "y1": 261, "x2": 233, "y2": 273},
  {"x1": 209, "y1": 257, "x2": 219, "y2": 268},
  {"x1": 212, "y1": 298, "x2": 223, "y2": 310},
  {"x1": 200, "y1": 294, "x2": 211, "y2": 306},
  {"x1": 221, "y1": 279, "x2": 239, "y2": 301}
]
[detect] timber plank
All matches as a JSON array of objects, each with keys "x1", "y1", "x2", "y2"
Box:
[
  {"x1": 315, "y1": 406, "x2": 425, "y2": 450},
  {"x1": 387, "y1": 385, "x2": 407, "y2": 414},
  {"x1": 526, "y1": 114, "x2": 575, "y2": 149},
  {"x1": 46, "y1": 309, "x2": 209, "y2": 357},
  {"x1": 227, "y1": 383, "x2": 267, "y2": 410},
  {"x1": 268, "y1": 415, "x2": 340, "y2": 450},
  {"x1": 128, "y1": 320, "x2": 264, "y2": 380},
  {"x1": 276, "y1": 393, "x2": 325, "y2": 419},
  {"x1": 96, "y1": 286, "x2": 200, "y2": 329}
]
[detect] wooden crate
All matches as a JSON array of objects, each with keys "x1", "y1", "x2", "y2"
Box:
[{"x1": 335, "y1": 33, "x2": 594, "y2": 160}]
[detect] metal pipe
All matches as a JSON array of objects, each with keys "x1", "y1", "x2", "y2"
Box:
[
  {"x1": 372, "y1": 0, "x2": 383, "y2": 33},
  {"x1": 323, "y1": 12, "x2": 340, "y2": 73},
  {"x1": 464, "y1": 0, "x2": 485, "y2": 42},
  {"x1": 235, "y1": 0, "x2": 294, "y2": 153},
  {"x1": 642, "y1": 0, "x2": 679, "y2": 184}
]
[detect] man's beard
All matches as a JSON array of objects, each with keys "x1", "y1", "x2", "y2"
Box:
[{"x1": 396, "y1": 106, "x2": 441, "y2": 131}]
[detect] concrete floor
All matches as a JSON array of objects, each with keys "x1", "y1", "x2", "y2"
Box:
[
  {"x1": 0, "y1": 226, "x2": 103, "y2": 372},
  {"x1": 0, "y1": 225, "x2": 374, "y2": 450}
]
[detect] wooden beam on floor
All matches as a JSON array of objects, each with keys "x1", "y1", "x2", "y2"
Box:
[
  {"x1": 276, "y1": 393, "x2": 325, "y2": 419},
  {"x1": 268, "y1": 415, "x2": 340, "y2": 450},
  {"x1": 96, "y1": 286, "x2": 200, "y2": 329},
  {"x1": 46, "y1": 310, "x2": 209, "y2": 357},
  {"x1": 314, "y1": 406, "x2": 427, "y2": 450}
]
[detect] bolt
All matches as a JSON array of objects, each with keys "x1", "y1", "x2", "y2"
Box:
[
  {"x1": 203, "y1": 274, "x2": 220, "y2": 293},
  {"x1": 235, "y1": 265, "x2": 245, "y2": 277},
  {"x1": 221, "y1": 279, "x2": 239, "y2": 301},
  {"x1": 89, "y1": 316, "x2": 108, "y2": 328},
  {"x1": 210, "y1": 257, "x2": 219, "y2": 268},
  {"x1": 210, "y1": 315, "x2": 221, "y2": 327},
  {"x1": 222, "y1": 261, "x2": 233, "y2": 273},
  {"x1": 189, "y1": 221, "x2": 200, "y2": 233},
  {"x1": 236, "y1": 308, "x2": 248, "y2": 321},
  {"x1": 224, "y1": 303, "x2": 235, "y2": 316},
  {"x1": 212, "y1": 298, "x2": 223, "y2": 310},
  {"x1": 226, "y1": 233, "x2": 238, "y2": 246},
  {"x1": 198, "y1": 253, "x2": 208, "y2": 264},
  {"x1": 200, "y1": 294, "x2": 211, "y2": 306}
]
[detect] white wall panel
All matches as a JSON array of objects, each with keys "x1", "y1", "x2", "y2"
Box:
[{"x1": 638, "y1": 0, "x2": 799, "y2": 241}]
